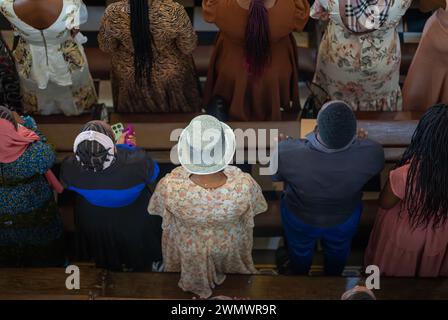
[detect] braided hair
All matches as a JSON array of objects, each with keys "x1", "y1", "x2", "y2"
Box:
[
  {"x1": 245, "y1": 0, "x2": 272, "y2": 77},
  {"x1": 75, "y1": 121, "x2": 116, "y2": 172},
  {"x1": 397, "y1": 104, "x2": 448, "y2": 229},
  {"x1": 0, "y1": 105, "x2": 17, "y2": 129},
  {"x1": 130, "y1": 0, "x2": 153, "y2": 87}
]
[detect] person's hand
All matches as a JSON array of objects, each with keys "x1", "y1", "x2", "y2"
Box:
[
  {"x1": 12, "y1": 111, "x2": 24, "y2": 125},
  {"x1": 311, "y1": 1, "x2": 330, "y2": 21},
  {"x1": 127, "y1": 134, "x2": 137, "y2": 146},
  {"x1": 357, "y1": 128, "x2": 368, "y2": 140},
  {"x1": 274, "y1": 133, "x2": 291, "y2": 144},
  {"x1": 116, "y1": 133, "x2": 126, "y2": 145},
  {"x1": 117, "y1": 133, "x2": 137, "y2": 146},
  {"x1": 71, "y1": 28, "x2": 80, "y2": 38}
]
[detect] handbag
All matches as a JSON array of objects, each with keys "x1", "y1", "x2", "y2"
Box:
[{"x1": 300, "y1": 82, "x2": 330, "y2": 119}]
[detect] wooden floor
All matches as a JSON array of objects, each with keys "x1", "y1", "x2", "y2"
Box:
[{"x1": 1, "y1": 266, "x2": 447, "y2": 300}]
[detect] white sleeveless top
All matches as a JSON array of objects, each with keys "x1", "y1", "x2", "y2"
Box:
[{"x1": 0, "y1": 0, "x2": 88, "y2": 89}]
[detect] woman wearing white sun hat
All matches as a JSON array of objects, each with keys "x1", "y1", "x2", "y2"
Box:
[{"x1": 148, "y1": 115, "x2": 268, "y2": 299}]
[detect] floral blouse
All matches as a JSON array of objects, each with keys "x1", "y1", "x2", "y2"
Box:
[{"x1": 148, "y1": 166, "x2": 268, "y2": 298}]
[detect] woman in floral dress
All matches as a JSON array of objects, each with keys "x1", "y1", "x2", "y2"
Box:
[
  {"x1": 148, "y1": 115, "x2": 268, "y2": 298},
  {"x1": 311, "y1": 0, "x2": 412, "y2": 111},
  {"x1": 0, "y1": 0, "x2": 97, "y2": 116}
]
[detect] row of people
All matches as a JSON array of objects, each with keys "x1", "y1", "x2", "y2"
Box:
[
  {"x1": 1, "y1": 102, "x2": 447, "y2": 298},
  {"x1": 0, "y1": 0, "x2": 447, "y2": 119}
]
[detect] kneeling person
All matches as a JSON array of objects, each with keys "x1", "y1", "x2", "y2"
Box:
[{"x1": 271, "y1": 101, "x2": 385, "y2": 275}]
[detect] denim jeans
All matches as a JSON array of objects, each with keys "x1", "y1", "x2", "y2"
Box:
[{"x1": 281, "y1": 199, "x2": 362, "y2": 275}]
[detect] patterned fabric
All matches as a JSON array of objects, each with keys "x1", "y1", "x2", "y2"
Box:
[
  {"x1": 0, "y1": 0, "x2": 97, "y2": 115},
  {"x1": 311, "y1": 0, "x2": 412, "y2": 111},
  {"x1": 98, "y1": 0, "x2": 202, "y2": 113},
  {"x1": 148, "y1": 166, "x2": 268, "y2": 298},
  {"x1": 0, "y1": 36, "x2": 21, "y2": 111},
  {"x1": 342, "y1": 0, "x2": 393, "y2": 33},
  {"x1": 0, "y1": 137, "x2": 63, "y2": 266}
]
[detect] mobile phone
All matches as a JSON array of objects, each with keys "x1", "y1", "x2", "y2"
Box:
[{"x1": 111, "y1": 123, "x2": 124, "y2": 141}]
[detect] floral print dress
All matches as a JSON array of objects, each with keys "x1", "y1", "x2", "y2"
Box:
[
  {"x1": 0, "y1": 0, "x2": 97, "y2": 115},
  {"x1": 148, "y1": 166, "x2": 268, "y2": 298},
  {"x1": 311, "y1": 0, "x2": 412, "y2": 111}
]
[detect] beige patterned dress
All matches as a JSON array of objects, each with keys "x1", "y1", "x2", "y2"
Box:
[
  {"x1": 148, "y1": 166, "x2": 268, "y2": 298},
  {"x1": 0, "y1": 0, "x2": 97, "y2": 116},
  {"x1": 312, "y1": 0, "x2": 412, "y2": 111},
  {"x1": 98, "y1": 0, "x2": 202, "y2": 113}
]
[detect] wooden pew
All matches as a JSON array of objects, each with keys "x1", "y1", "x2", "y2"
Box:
[
  {"x1": 0, "y1": 265, "x2": 103, "y2": 300},
  {"x1": 1, "y1": 268, "x2": 447, "y2": 300},
  {"x1": 38, "y1": 111, "x2": 422, "y2": 164}
]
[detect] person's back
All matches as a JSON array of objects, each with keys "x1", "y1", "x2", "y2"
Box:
[
  {"x1": 60, "y1": 121, "x2": 162, "y2": 271},
  {"x1": 311, "y1": 0, "x2": 412, "y2": 111},
  {"x1": 366, "y1": 104, "x2": 448, "y2": 277},
  {"x1": 202, "y1": 0, "x2": 310, "y2": 121},
  {"x1": 0, "y1": 0, "x2": 97, "y2": 116},
  {"x1": 272, "y1": 101, "x2": 385, "y2": 275},
  {"x1": 98, "y1": 0, "x2": 201, "y2": 113},
  {"x1": 403, "y1": 7, "x2": 448, "y2": 111},
  {"x1": 276, "y1": 137, "x2": 384, "y2": 227},
  {"x1": 12, "y1": 0, "x2": 64, "y2": 30},
  {"x1": 149, "y1": 115, "x2": 268, "y2": 298}
]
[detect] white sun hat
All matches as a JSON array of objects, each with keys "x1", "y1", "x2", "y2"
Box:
[{"x1": 178, "y1": 115, "x2": 236, "y2": 175}]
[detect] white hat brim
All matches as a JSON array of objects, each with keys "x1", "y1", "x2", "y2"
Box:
[{"x1": 177, "y1": 122, "x2": 236, "y2": 175}]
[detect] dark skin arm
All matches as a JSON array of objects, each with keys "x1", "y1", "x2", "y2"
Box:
[{"x1": 379, "y1": 179, "x2": 400, "y2": 210}]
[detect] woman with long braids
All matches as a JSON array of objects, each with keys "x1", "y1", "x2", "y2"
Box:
[
  {"x1": 60, "y1": 121, "x2": 163, "y2": 271},
  {"x1": 365, "y1": 104, "x2": 448, "y2": 277},
  {"x1": 98, "y1": 0, "x2": 202, "y2": 113},
  {"x1": 202, "y1": 0, "x2": 310, "y2": 121}
]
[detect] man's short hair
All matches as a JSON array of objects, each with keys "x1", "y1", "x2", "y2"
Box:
[{"x1": 317, "y1": 101, "x2": 357, "y2": 149}]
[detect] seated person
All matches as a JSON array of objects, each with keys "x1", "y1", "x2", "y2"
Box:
[
  {"x1": 60, "y1": 121, "x2": 162, "y2": 271},
  {"x1": 365, "y1": 104, "x2": 448, "y2": 277},
  {"x1": 0, "y1": 106, "x2": 64, "y2": 266},
  {"x1": 403, "y1": 1, "x2": 448, "y2": 110},
  {"x1": 271, "y1": 101, "x2": 385, "y2": 275},
  {"x1": 148, "y1": 115, "x2": 267, "y2": 298},
  {"x1": 0, "y1": 0, "x2": 97, "y2": 115},
  {"x1": 98, "y1": 0, "x2": 201, "y2": 113}
]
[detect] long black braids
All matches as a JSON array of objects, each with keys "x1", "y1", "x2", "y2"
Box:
[
  {"x1": 397, "y1": 104, "x2": 448, "y2": 229},
  {"x1": 0, "y1": 105, "x2": 17, "y2": 129},
  {"x1": 75, "y1": 121, "x2": 116, "y2": 172},
  {"x1": 130, "y1": 0, "x2": 153, "y2": 87}
]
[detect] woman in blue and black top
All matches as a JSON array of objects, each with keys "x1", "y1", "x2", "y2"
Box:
[{"x1": 60, "y1": 121, "x2": 162, "y2": 271}]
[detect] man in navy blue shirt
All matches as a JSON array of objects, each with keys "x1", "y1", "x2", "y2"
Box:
[{"x1": 270, "y1": 101, "x2": 385, "y2": 275}]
